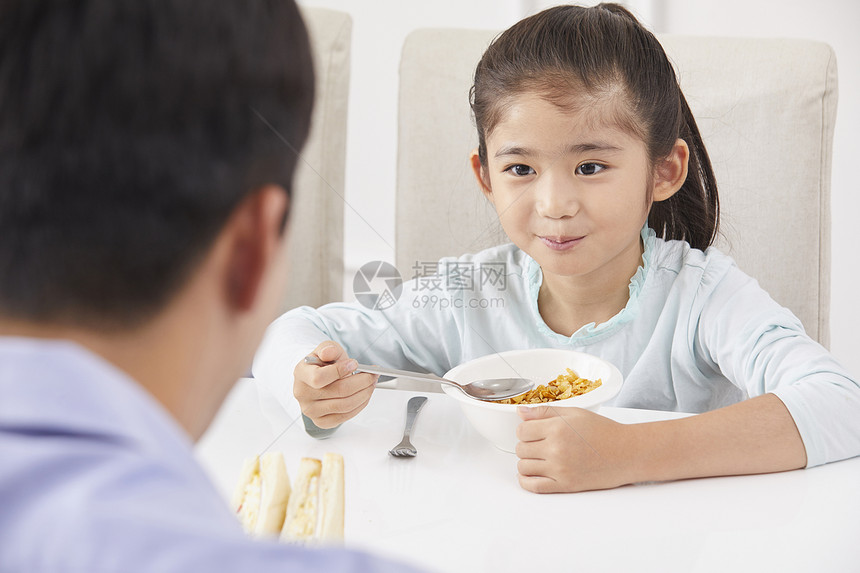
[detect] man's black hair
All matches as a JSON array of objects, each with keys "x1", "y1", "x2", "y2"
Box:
[{"x1": 0, "y1": 0, "x2": 314, "y2": 327}]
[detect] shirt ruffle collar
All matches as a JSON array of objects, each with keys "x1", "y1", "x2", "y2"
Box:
[{"x1": 524, "y1": 225, "x2": 656, "y2": 345}]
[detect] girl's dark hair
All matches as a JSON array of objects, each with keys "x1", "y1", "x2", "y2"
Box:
[{"x1": 470, "y1": 3, "x2": 719, "y2": 250}]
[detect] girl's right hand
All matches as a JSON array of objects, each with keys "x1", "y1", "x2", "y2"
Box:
[{"x1": 293, "y1": 341, "x2": 378, "y2": 429}]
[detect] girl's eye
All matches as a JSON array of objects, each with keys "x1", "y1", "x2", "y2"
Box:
[
  {"x1": 576, "y1": 163, "x2": 606, "y2": 176},
  {"x1": 505, "y1": 164, "x2": 535, "y2": 177}
]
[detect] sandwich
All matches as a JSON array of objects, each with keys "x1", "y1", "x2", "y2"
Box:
[
  {"x1": 232, "y1": 452, "x2": 292, "y2": 537},
  {"x1": 233, "y1": 451, "x2": 344, "y2": 543},
  {"x1": 281, "y1": 453, "x2": 345, "y2": 543},
  {"x1": 317, "y1": 452, "x2": 345, "y2": 541}
]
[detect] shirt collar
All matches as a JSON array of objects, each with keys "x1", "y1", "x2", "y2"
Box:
[
  {"x1": 523, "y1": 224, "x2": 655, "y2": 344},
  {"x1": 0, "y1": 336, "x2": 194, "y2": 458}
]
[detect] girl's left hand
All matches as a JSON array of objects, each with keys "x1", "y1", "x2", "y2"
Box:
[{"x1": 515, "y1": 406, "x2": 637, "y2": 493}]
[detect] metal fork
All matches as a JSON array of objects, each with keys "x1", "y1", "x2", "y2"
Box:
[{"x1": 388, "y1": 396, "x2": 428, "y2": 457}]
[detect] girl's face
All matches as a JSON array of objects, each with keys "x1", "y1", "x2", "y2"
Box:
[{"x1": 471, "y1": 91, "x2": 684, "y2": 288}]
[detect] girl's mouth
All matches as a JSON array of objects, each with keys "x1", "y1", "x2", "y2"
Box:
[{"x1": 539, "y1": 235, "x2": 584, "y2": 251}]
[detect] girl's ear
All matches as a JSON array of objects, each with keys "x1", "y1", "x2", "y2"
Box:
[
  {"x1": 652, "y1": 139, "x2": 689, "y2": 202},
  {"x1": 469, "y1": 148, "x2": 494, "y2": 203}
]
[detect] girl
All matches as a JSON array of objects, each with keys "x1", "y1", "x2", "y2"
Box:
[{"x1": 254, "y1": 3, "x2": 860, "y2": 493}]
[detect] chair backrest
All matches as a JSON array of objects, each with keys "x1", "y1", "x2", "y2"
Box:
[
  {"x1": 280, "y1": 7, "x2": 351, "y2": 311},
  {"x1": 396, "y1": 30, "x2": 837, "y2": 346}
]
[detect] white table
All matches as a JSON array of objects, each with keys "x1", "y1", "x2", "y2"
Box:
[{"x1": 195, "y1": 379, "x2": 860, "y2": 573}]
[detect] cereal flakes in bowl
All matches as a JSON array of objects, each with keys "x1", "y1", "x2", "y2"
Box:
[{"x1": 442, "y1": 349, "x2": 623, "y2": 452}]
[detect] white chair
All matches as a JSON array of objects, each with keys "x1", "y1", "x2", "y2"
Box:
[
  {"x1": 280, "y1": 7, "x2": 351, "y2": 311},
  {"x1": 396, "y1": 29, "x2": 837, "y2": 346}
]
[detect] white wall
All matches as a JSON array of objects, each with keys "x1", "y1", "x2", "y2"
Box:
[
  {"x1": 298, "y1": 0, "x2": 860, "y2": 377},
  {"x1": 297, "y1": 0, "x2": 524, "y2": 282}
]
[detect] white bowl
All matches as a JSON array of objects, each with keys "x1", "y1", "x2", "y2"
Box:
[{"x1": 443, "y1": 349, "x2": 623, "y2": 453}]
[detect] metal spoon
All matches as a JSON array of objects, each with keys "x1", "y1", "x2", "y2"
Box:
[{"x1": 303, "y1": 355, "x2": 534, "y2": 401}]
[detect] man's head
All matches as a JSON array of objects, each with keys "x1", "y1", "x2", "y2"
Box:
[{"x1": 0, "y1": 0, "x2": 314, "y2": 329}]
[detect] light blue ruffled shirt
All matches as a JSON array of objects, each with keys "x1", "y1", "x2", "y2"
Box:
[
  {"x1": 254, "y1": 227, "x2": 860, "y2": 468},
  {"x1": 0, "y1": 338, "x2": 422, "y2": 573}
]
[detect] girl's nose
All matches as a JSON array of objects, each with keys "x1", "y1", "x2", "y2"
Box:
[{"x1": 533, "y1": 170, "x2": 578, "y2": 219}]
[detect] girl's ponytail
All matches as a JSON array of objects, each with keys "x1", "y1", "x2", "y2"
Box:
[{"x1": 647, "y1": 92, "x2": 720, "y2": 250}]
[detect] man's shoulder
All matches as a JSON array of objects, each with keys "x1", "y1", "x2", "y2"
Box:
[{"x1": 0, "y1": 336, "x2": 196, "y2": 471}]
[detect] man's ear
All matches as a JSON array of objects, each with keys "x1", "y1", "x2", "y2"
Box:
[
  {"x1": 469, "y1": 148, "x2": 494, "y2": 204},
  {"x1": 652, "y1": 138, "x2": 689, "y2": 202},
  {"x1": 223, "y1": 185, "x2": 289, "y2": 312}
]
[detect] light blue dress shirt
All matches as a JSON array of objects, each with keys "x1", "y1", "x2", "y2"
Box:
[
  {"x1": 0, "y1": 338, "x2": 422, "y2": 573},
  {"x1": 254, "y1": 226, "x2": 860, "y2": 468}
]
